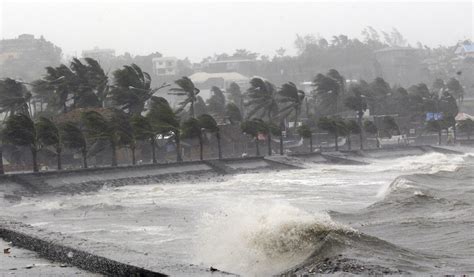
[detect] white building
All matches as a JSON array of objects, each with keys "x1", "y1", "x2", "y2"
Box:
[
  {"x1": 152, "y1": 57, "x2": 178, "y2": 76},
  {"x1": 82, "y1": 47, "x2": 115, "y2": 62}
]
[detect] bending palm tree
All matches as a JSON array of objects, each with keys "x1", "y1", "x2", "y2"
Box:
[
  {"x1": 278, "y1": 82, "x2": 305, "y2": 128},
  {"x1": 246, "y1": 78, "x2": 280, "y2": 155},
  {"x1": 36, "y1": 117, "x2": 62, "y2": 170},
  {"x1": 198, "y1": 114, "x2": 222, "y2": 159},
  {"x1": 170, "y1": 77, "x2": 200, "y2": 118},
  {"x1": 60, "y1": 122, "x2": 89, "y2": 168}
]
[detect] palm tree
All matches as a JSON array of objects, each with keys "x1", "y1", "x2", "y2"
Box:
[
  {"x1": 317, "y1": 116, "x2": 347, "y2": 151},
  {"x1": 241, "y1": 119, "x2": 266, "y2": 157},
  {"x1": 225, "y1": 103, "x2": 243, "y2": 124},
  {"x1": 344, "y1": 119, "x2": 361, "y2": 151},
  {"x1": 207, "y1": 86, "x2": 226, "y2": 118},
  {"x1": 81, "y1": 109, "x2": 133, "y2": 166},
  {"x1": 227, "y1": 82, "x2": 244, "y2": 115},
  {"x1": 344, "y1": 84, "x2": 368, "y2": 149},
  {"x1": 181, "y1": 118, "x2": 203, "y2": 160},
  {"x1": 130, "y1": 114, "x2": 155, "y2": 164},
  {"x1": 0, "y1": 78, "x2": 31, "y2": 117},
  {"x1": 278, "y1": 82, "x2": 305, "y2": 127},
  {"x1": 298, "y1": 124, "x2": 313, "y2": 153},
  {"x1": 364, "y1": 120, "x2": 379, "y2": 148},
  {"x1": 147, "y1": 97, "x2": 182, "y2": 162},
  {"x1": 170, "y1": 77, "x2": 200, "y2": 118},
  {"x1": 36, "y1": 117, "x2": 62, "y2": 170},
  {"x1": 111, "y1": 64, "x2": 168, "y2": 115},
  {"x1": 246, "y1": 78, "x2": 280, "y2": 155},
  {"x1": 198, "y1": 114, "x2": 222, "y2": 159},
  {"x1": 2, "y1": 114, "x2": 39, "y2": 172},
  {"x1": 60, "y1": 122, "x2": 89, "y2": 168}
]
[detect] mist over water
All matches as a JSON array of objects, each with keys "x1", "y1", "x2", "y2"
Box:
[{"x1": 1, "y1": 151, "x2": 472, "y2": 275}]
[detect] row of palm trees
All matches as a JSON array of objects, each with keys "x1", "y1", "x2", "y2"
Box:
[{"x1": 2, "y1": 55, "x2": 465, "y2": 174}]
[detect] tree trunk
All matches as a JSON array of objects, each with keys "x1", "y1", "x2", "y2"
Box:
[
  {"x1": 57, "y1": 148, "x2": 62, "y2": 170},
  {"x1": 438, "y1": 129, "x2": 442, "y2": 145},
  {"x1": 216, "y1": 131, "x2": 222, "y2": 160},
  {"x1": 0, "y1": 147, "x2": 4, "y2": 175},
  {"x1": 358, "y1": 113, "x2": 364, "y2": 150},
  {"x1": 334, "y1": 132, "x2": 339, "y2": 151},
  {"x1": 31, "y1": 147, "x2": 38, "y2": 173},
  {"x1": 347, "y1": 135, "x2": 352, "y2": 151},
  {"x1": 82, "y1": 148, "x2": 88, "y2": 169},
  {"x1": 151, "y1": 140, "x2": 157, "y2": 164},
  {"x1": 309, "y1": 135, "x2": 313, "y2": 153},
  {"x1": 267, "y1": 133, "x2": 272, "y2": 156},
  {"x1": 199, "y1": 134, "x2": 203, "y2": 161},
  {"x1": 111, "y1": 142, "x2": 117, "y2": 167},
  {"x1": 131, "y1": 146, "x2": 136, "y2": 165},
  {"x1": 190, "y1": 99, "x2": 195, "y2": 119},
  {"x1": 255, "y1": 138, "x2": 260, "y2": 156},
  {"x1": 453, "y1": 124, "x2": 457, "y2": 144},
  {"x1": 279, "y1": 130, "x2": 284, "y2": 155},
  {"x1": 176, "y1": 134, "x2": 183, "y2": 162}
]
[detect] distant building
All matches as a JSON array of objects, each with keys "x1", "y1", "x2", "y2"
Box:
[
  {"x1": 152, "y1": 57, "x2": 178, "y2": 76},
  {"x1": 454, "y1": 44, "x2": 474, "y2": 58},
  {"x1": 0, "y1": 34, "x2": 62, "y2": 81},
  {"x1": 201, "y1": 59, "x2": 258, "y2": 76},
  {"x1": 82, "y1": 47, "x2": 116, "y2": 62},
  {"x1": 374, "y1": 47, "x2": 424, "y2": 86}
]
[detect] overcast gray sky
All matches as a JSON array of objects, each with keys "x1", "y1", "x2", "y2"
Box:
[{"x1": 1, "y1": 0, "x2": 473, "y2": 62}]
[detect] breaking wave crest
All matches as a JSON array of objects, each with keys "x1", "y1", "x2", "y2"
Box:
[{"x1": 193, "y1": 200, "x2": 354, "y2": 276}]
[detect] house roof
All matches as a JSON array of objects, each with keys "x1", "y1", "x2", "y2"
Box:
[
  {"x1": 455, "y1": 44, "x2": 474, "y2": 54},
  {"x1": 189, "y1": 72, "x2": 249, "y2": 84},
  {"x1": 455, "y1": 112, "x2": 474, "y2": 121}
]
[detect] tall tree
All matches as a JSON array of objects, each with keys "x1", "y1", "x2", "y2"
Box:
[
  {"x1": 207, "y1": 86, "x2": 226, "y2": 118},
  {"x1": 60, "y1": 122, "x2": 88, "y2": 168},
  {"x1": 241, "y1": 119, "x2": 266, "y2": 157},
  {"x1": 181, "y1": 118, "x2": 203, "y2": 160},
  {"x1": 110, "y1": 64, "x2": 167, "y2": 115},
  {"x1": 312, "y1": 73, "x2": 340, "y2": 115},
  {"x1": 246, "y1": 78, "x2": 280, "y2": 154},
  {"x1": 130, "y1": 114, "x2": 156, "y2": 164},
  {"x1": 198, "y1": 114, "x2": 222, "y2": 159},
  {"x1": 344, "y1": 84, "x2": 368, "y2": 149},
  {"x1": 225, "y1": 103, "x2": 243, "y2": 124},
  {"x1": 298, "y1": 124, "x2": 313, "y2": 153},
  {"x1": 227, "y1": 82, "x2": 244, "y2": 115},
  {"x1": 278, "y1": 82, "x2": 305, "y2": 127},
  {"x1": 170, "y1": 76, "x2": 200, "y2": 118},
  {"x1": 2, "y1": 114, "x2": 39, "y2": 172},
  {"x1": 344, "y1": 119, "x2": 361, "y2": 151},
  {"x1": 317, "y1": 116, "x2": 347, "y2": 151},
  {"x1": 82, "y1": 109, "x2": 132, "y2": 166},
  {"x1": 147, "y1": 97, "x2": 182, "y2": 162},
  {"x1": 36, "y1": 117, "x2": 62, "y2": 170},
  {"x1": 0, "y1": 78, "x2": 31, "y2": 117},
  {"x1": 446, "y1": 78, "x2": 464, "y2": 104}
]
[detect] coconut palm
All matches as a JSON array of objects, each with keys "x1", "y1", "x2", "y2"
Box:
[
  {"x1": 317, "y1": 116, "x2": 347, "y2": 151},
  {"x1": 2, "y1": 114, "x2": 39, "y2": 172},
  {"x1": 298, "y1": 124, "x2": 313, "y2": 153},
  {"x1": 36, "y1": 117, "x2": 62, "y2": 170},
  {"x1": 111, "y1": 64, "x2": 168, "y2": 115},
  {"x1": 344, "y1": 119, "x2": 361, "y2": 151},
  {"x1": 364, "y1": 120, "x2": 379, "y2": 148},
  {"x1": 225, "y1": 103, "x2": 243, "y2": 124},
  {"x1": 241, "y1": 119, "x2": 266, "y2": 157},
  {"x1": 246, "y1": 78, "x2": 280, "y2": 155},
  {"x1": 207, "y1": 86, "x2": 226, "y2": 118},
  {"x1": 181, "y1": 118, "x2": 203, "y2": 160},
  {"x1": 198, "y1": 114, "x2": 222, "y2": 159},
  {"x1": 81, "y1": 109, "x2": 133, "y2": 166},
  {"x1": 0, "y1": 78, "x2": 31, "y2": 117},
  {"x1": 60, "y1": 122, "x2": 89, "y2": 168},
  {"x1": 147, "y1": 97, "x2": 182, "y2": 162},
  {"x1": 170, "y1": 76, "x2": 200, "y2": 118},
  {"x1": 344, "y1": 84, "x2": 368, "y2": 149},
  {"x1": 278, "y1": 82, "x2": 305, "y2": 127},
  {"x1": 130, "y1": 114, "x2": 156, "y2": 164}
]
